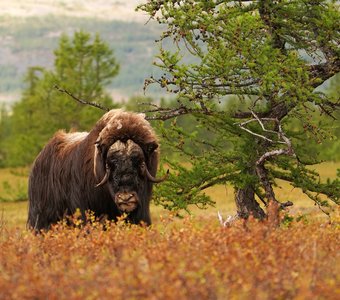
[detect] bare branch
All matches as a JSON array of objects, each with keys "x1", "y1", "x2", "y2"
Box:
[
  {"x1": 54, "y1": 85, "x2": 110, "y2": 112},
  {"x1": 237, "y1": 124, "x2": 277, "y2": 143},
  {"x1": 235, "y1": 113, "x2": 287, "y2": 144},
  {"x1": 140, "y1": 102, "x2": 221, "y2": 121},
  {"x1": 308, "y1": 60, "x2": 340, "y2": 88},
  {"x1": 217, "y1": 211, "x2": 239, "y2": 227},
  {"x1": 235, "y1": 110, "x2": 296, "y2": 205},
  {"x1": 250, "y1": 111, "x2": 278, "y2": 136},
  {"x1": 233, "y1": 101, "x2": 295, "y2": 120},
  {"x1": 255, "y1": 119, "x2": 295, "y2": 167}
]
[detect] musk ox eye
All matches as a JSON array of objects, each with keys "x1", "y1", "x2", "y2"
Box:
[
  {"x1": 107, "y1": 157, "x2": 119, "y2": 166},
  {"x1": 132, "y1": 156, "x2": 143, "y2": 166}
]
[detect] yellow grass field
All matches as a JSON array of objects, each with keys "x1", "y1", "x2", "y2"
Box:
[{"x1": 0, "y1": 161, "x2": 339, "y2": 229}]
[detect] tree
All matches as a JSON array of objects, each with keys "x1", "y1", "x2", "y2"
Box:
[
  {"x1": 1, "y1": 31, "x2": 120, "y2": 167},
  {"x1": 138, "y1": 1, "x2": 340, "y2": 218},
  {"x1": 317, "y1": 73, "x2": 340, "y2": 161}
]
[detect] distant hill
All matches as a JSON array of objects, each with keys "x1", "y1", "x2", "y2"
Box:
[
  {"x1": 0, "y1": 6, "x2": 163, "y2": 105},
  {"x1": 0, "y1": 0, "x2": 147, "y2": 22}
]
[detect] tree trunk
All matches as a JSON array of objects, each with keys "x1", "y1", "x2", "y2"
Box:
[{"x1": 235, "y1": 186, "x2": 266, "y2": 220}]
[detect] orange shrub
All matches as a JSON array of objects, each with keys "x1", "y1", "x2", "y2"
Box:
[{"x1": 0, "y1": 215, "x2": 339, "y2": 300}]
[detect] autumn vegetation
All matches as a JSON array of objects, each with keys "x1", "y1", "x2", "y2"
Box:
[{"x1": 0, "y1": 211, "x2": 339, "y2": 300}]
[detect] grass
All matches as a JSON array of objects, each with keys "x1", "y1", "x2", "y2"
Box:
[
  {"x1": 189, "y1": 161, "x2": 339, "y2": 221},
  {"x1": 0, "y1": 167, "x2": 28, "y2": 201},
  {"x1": 0, "y1": 162, "x2": 339, "y2": 229}
]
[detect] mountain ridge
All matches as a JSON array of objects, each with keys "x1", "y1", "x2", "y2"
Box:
[
  {"x1": 0, "y1": 11, "x2": 162, "y2": 105},
  {"x1": 0, "y1": 0, "x2": 148, "y2": 22}
]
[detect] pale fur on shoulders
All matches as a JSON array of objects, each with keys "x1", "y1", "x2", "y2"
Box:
[{"x1": 61, "y1": 131, "x2": 89, "y2": 144}]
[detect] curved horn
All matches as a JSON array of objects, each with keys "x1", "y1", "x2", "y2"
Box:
[
  {"x1": 95, "y1": 167, "x2": 110, "y2": 187},
  {"x1": 142, "y1": 162, "x2": 169, "y2": 183}
]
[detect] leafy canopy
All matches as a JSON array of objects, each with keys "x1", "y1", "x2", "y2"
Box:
[{"x1": 138, "y1": 0, "x2": 340, "y2": 216}]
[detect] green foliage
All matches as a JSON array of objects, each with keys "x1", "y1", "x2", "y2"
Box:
[
  {"x1": 281, "y1": 212, "x2": 310, "y2": 228},
  {"x1": 0, "y1": 168, "x2": 28, "y2": 203},
  {"x1": 283, "y1": 73, "x2": 340, "y2": 163},
  {"x1": 138, "y1": 0, "x2": 340, "y2": 214},
  {"x1": 0, "y1": 180, "x2": 27, "y2": 202},
  {"x1": 0, "y1": 31, "x2": 120, "y2": 167},
  {"x1": 281, "y1": 214, "x2": 295, "y2": 228}
]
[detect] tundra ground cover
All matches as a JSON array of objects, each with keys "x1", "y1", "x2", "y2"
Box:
[
  {"x1": 0, "y1": 214, "x2": 339, "y2": 300},
  {"x1": 0, "y1": 163, "x2": 339, "y2": 299}
]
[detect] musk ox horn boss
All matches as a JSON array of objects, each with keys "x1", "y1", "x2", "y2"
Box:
[{"x1": 27, "y1": 109, "x2": 168, "y2": 230}]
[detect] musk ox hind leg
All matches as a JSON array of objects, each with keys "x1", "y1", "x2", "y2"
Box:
[
  {"x1": 27, "y1": 177, "x2": 52, "y2": 231},
  {"x1": 27, "y1": 133, "x2": 82, "y2": 231}
]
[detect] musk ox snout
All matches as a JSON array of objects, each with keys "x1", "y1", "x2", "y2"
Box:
[{"x1": 115, "y1": 191, "x2": 138, "y2": 213}]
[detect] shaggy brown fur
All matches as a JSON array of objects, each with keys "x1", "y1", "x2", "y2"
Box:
[{"x1": 28, "y1": 110, "x2": 160, "y2": 230}]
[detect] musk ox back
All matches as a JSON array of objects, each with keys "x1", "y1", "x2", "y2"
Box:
[{"x1": 28, "y1": 109, "x2": 166, "y2": 230}]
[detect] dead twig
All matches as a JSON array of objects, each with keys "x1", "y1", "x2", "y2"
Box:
[
  {"x1": 236, "y1": 110, "x2": 296, "y2": 208},
  {"x1": 54, "y1": 85, "x2": 110, "y2": 112},
  {"x1": 217, "y1": 211, "x2": 238, "y2": 227},
  {"x1": 139, "y1": 102, "x2": 220, "y2": 121}
]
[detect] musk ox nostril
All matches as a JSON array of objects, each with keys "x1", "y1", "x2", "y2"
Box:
[
  {"x1": 116, "y1": 192, "x2": 136, "y2": 203},
  {"x1": 115, "y1": 192, "x2": 138, "y2": 213}
]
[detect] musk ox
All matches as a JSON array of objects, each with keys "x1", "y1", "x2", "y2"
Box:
[{"x1": 28, "y1": 109, "x2": 167, "y2": 230}]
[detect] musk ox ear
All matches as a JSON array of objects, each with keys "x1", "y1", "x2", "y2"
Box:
[
  {"x1": 144, "y1": 141, "x2": 158, "y2": 155},
  {"x1": 143, "y1": 141, "x2": 159, "y2": 179}
]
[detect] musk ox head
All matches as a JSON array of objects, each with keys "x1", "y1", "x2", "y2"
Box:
[{"x1": 93, "y1": 111, "x2": 167, "y2": 213}]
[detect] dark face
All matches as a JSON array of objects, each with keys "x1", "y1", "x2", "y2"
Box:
[
  {"x1": 95, "y1": 138, "x2": 167, "y2": 213},
  {"x1": 104, "y1": 140, "x2": 145, "y2": 213}
]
